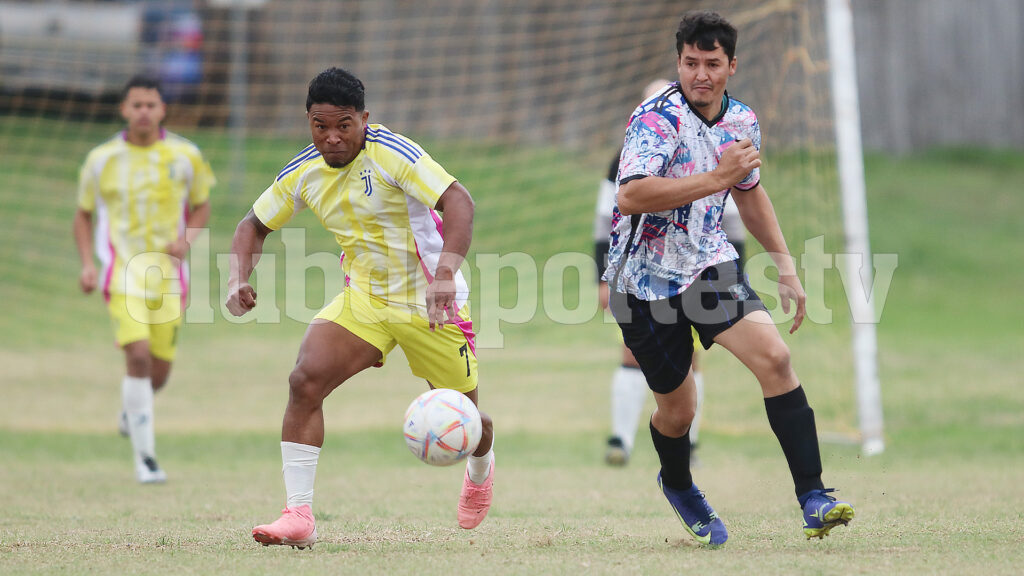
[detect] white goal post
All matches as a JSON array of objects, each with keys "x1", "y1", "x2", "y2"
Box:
[{"x1": 825, "y1": 0, "x2": 885, "y2": 455}]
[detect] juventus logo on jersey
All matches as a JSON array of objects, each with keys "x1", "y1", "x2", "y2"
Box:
[{"x1": 360, "y1": 169, "x2": 373, "y2": 196}]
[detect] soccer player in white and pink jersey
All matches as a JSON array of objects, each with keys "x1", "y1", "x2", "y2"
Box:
[
  {"x1": 604, "y1": 11, "x2": 854, "y2": 544},
  {"x1": 596, "y1": 79, "x2": 749, "y2": 468}
]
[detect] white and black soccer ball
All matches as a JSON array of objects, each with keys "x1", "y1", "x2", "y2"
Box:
[{"x1": 403, "y1": 389, "x2": 482, "y2": 466}]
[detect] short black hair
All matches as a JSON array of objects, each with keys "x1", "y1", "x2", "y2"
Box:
[
  {"x1": 676, "y1": 10, "x2": 738, "y2": 61},
  {"x1": 306, "y1": 67, "x2": 365, "y2": 112},
  {"x1": 121, "y1": 74, "x2": 163, "y2": 101}
]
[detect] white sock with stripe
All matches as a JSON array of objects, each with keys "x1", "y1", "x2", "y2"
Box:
[
  {"x1": 611, "y1": 365, "x2": 648, "y2": 453},
  {"x1": 122, "y1": 375, "x2": 156, "y2": 469},
  {"x1": 690, "y1": 371, "x2": 705, "y2": 445}
]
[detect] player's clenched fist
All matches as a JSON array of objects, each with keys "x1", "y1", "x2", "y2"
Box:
[
  {"x1": 715, "y1": 138, "x2": 761, "y2": 189},
  {"x1": 79, "y1": 264, "x2": 98, "y2": 294},
  {"x1": 426, "y1": 269, "x2": 457, "y2": 331},
  {"x1": 226, "y1": 282, "x2": 257, "y2": 316}
]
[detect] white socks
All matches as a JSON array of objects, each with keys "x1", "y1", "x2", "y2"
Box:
[
  {"x1": 282, "y1": 441, "x2": 320, "y2": 509},
  {"x1": 690, "y1": 371, "x2": 704, "y2": 445},
  {"x1": 281, "y1": 439, "x2": 490, "y2": 508},
  {"x1": 611, "y1": 365, "x2": 648, "y2": 452},
  {"x1": 466, "y1": 440, "x2": 494, "y2": 485},
  {"x1": 122, "y1": 375, "x2": 155, "y2": 468}
]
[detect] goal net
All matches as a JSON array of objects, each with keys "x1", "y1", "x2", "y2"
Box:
[{"x1": 0, "y1": 0, "x2": 865, "y2": 442}]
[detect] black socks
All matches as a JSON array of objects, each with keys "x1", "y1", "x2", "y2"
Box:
[
  {"x1": 648, "y1": 385, "x2": 826, "y2": 499},
  {"x1": 764, "y1": 385, "x2": 825, "y2": 498},
  {"x1": 650, "y1": 420, "x2": 692, "y2": 491}
]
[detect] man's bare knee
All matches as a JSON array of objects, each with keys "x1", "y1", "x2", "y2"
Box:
[
  {"x1": 653, "y1": 406, "x2": 696, "y2": 437},
  {"x1": 125, "y1": 347, "x2": 151, "y2": 377},
  {"x1": 763, "y1": 344, "x2": 792, "y2": 380},
  {"x1": 288, "y1": 366, "x2": 333, "y2": 406}
]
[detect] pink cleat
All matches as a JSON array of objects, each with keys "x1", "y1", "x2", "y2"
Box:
[
  {"x1": 252, "y1": 505, "x2": 317, "y2": 549},
  {"x1": 457, "y1": 457, "x2": 494, "y2": 529}
]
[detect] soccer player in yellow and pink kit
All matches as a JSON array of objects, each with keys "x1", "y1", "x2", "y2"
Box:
[
  {"x1": 73, "y1": 75, "x2": 214, "y2": 484},
  {"x1": 227, "y1": 67, "x2": 495, "y2": 549}
]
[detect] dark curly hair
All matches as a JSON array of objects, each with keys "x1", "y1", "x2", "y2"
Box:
[
  {"x1": 676, "y1": 11, "x2": 738, "y2": 60},
  {"x1": 121, "y1": 74, "x2": 163, "y2": 101},
  {"x1": 306, "y1": 67, "x2": 365, "y2": 112}
]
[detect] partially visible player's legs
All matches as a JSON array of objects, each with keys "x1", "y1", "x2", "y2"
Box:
[
  {"x1": 426, "y1": 382, "x2": 494, "y2": 486},
  {"x1": 127, "y1": 317, "x2": 179, "y2": 482},
  {"x1": 253, "y1": 319, "x2": 383, "y2": 548},
  {"x1": 122, "y1": 354, "x2": 174, "y2": 437},
  {"x1": 712, "y1": 310, "x2": 815, "y2": 487},
  {"x1": 150, "y1": 357, "x2": 172, "y2": 392},
  {"x1": 613, "y1": 291, "x2": 727, "y2": 544},
  {"x1": 452, "y1": 386, "x2": 495, "y2": 529},
  {"x1": 283, "y1": 320, "x2": 382, "y2": 447},
  {"x1": 120, "y1": 340, "x2": 166, "y2": 483},
  {"x1": 650, "y1": 372, "x2": 728, "y2": 546},
  {"x1": 600, "y1": 281, "x2": 648, "y2": 466},
  {"x1": 688, "y1": 346, "x2": 705, "y2": 465},
  {"x1": 117, "y1": 307, "x2": 176, "y2": 433},
  {"x1": 458, "y1": 387, "x2": 494, "y2": 472},
  {"x1": 118, "y1": 338, "x2": 146, "y2": 436},
  {"x1": 713, "y1": 310, "x2": 854, "y2": 537},
  {"x1": 109, "y1": 294, "x2": 172, "y2": 483},
  {"x1": 606, "y1": 344, "x2": 646, "y2": 466},
  {"x1": 114, "y1": 291, "x2": 181, "y2": 484},
  {"x1": 650, "y1": 370, "x2": 698, "y2": 481},
  {"x1": 397, "y1": 303, "x2": 494, "y2": 530}
]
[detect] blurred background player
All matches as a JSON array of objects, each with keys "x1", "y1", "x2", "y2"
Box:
[
  {"x1": 73, "y1": 75, "x2": 214, "y2": 484},
  {"x1": 596, "y1": 78, "x2": 748, "y2": 466},
  {"x1": 226, "y1": 67, "x2": 495, "y2": 549}
]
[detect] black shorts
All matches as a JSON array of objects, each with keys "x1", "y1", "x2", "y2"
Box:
[{"x1": 611, "y1": 259, "x2": 766, "y2": 394}]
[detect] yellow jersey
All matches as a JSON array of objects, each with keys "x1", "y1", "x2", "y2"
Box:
[
  {"x1": 77, "y1": 129, "x2": 214, "y2": 300},
  {"x1": 253, "y1": 124, "x2": 464, "y2": 313}
]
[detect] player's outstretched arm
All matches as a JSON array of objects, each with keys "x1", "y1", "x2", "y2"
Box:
[
  {"x1": 732, "y1": 183, "x2": 806, "y2": 333},
  {"x1": 226, "y1": 210, "x2": 273, "y2": 317},
  {"x1": 618, "y1": 139, "x2": 760, "y2": 215},
  {"x1": 72, "y1": 208, "x2": 97, "y2": 293},
  {"x1": 427, "y1": 182, "x2": 474, "y2": 330}
]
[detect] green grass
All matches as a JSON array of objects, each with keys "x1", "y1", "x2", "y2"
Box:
[
  {"x1": 1, "y1": 114, "x2": 1023, "y2": 574},
  {"x1": 2, "y1": 338, "x2": 1022, "y2": 575}
]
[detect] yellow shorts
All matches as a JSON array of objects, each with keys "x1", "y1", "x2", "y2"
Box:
[
  {"x1": 107, "y1": 293, "x2": 183, "y2": 361},
  {"x1": 314, "y1": 288, "x2": 478, "y2": 393}
]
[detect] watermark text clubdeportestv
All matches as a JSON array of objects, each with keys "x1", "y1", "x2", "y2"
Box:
[{"x1": 123, "y1": 228, "x2": 898, "y2": 349}]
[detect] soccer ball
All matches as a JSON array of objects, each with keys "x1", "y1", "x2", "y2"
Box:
[{"x1": 403, "y1": 389, "x2": 482, "y2": 466}]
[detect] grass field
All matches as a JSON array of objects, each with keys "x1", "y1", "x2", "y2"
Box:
[{"x1": 1, "y1": 117, "x2": 1022, "y2": 574}]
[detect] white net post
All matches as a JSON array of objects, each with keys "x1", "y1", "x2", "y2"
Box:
[{"x1": 825, "y1": 0, "x2": 884, "y2": 455}]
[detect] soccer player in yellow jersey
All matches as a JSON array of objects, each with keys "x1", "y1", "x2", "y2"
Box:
[
  {"x1": 227, "y1": 67, "x2": 495, "y2": 548},
  {"x1": 73, "y1": 75, "x2": 214, "y2": 484}
]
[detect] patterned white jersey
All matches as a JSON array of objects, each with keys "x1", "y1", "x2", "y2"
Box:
[{"x1": 603, "y1": 82, "x2": 759, "y2": 300}]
